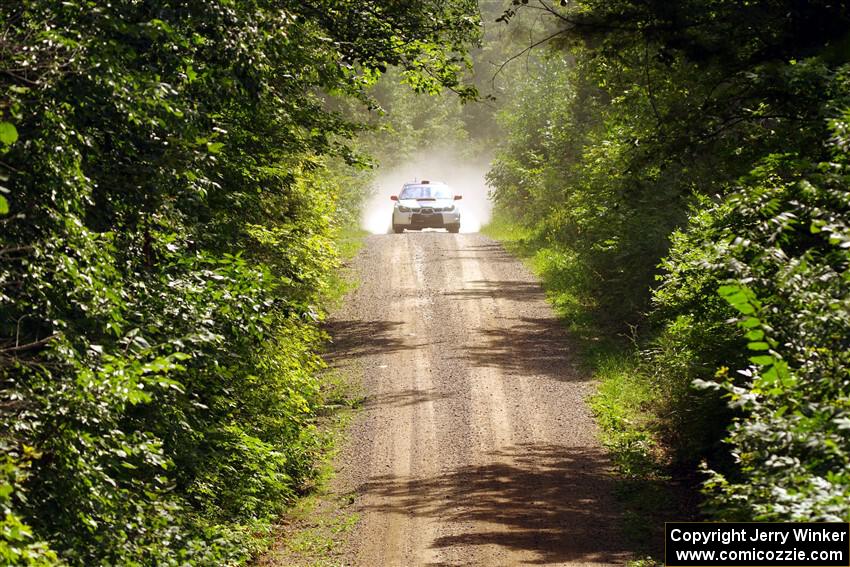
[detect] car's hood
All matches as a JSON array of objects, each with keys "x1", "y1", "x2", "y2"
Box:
[{"x1": 398, "y1": 198, "x2": 455, "y2": 207}]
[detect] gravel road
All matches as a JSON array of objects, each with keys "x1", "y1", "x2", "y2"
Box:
[{"x1": 327, "y1": 232, "x2": 629, "y2": 566}]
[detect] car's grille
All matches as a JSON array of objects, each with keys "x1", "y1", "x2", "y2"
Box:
[
  {"x1": 419, "y1": 207, "x2": 435, "y2": 215},
  {"x1": 410, "y1": 211, "x2": 445, "y2": 226}
]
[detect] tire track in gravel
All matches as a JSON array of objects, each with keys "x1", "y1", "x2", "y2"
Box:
[{"x1": 325, "y1": 233, "x2": 630, "y2": 566}]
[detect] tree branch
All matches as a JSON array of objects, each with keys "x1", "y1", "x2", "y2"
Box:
[{"x1": 1, "y1": 334, "x2": 57, "y2": 354}]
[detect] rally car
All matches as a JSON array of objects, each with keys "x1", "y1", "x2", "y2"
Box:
[{"x1": 390, "y1": 180, "x2": 462, "y2": 233}]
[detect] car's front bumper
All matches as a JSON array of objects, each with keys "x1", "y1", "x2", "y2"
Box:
[{"x1": 393, "y1": 209, "x2": 460, "y2": 228}]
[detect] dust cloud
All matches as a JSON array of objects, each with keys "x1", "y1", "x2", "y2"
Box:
[{"x1": 361, "y1": 151, "x2": 494, "y2": 234}]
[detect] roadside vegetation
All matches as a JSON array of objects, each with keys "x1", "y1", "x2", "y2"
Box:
[
  {"x1": 0, "y1": 1, "x2": 479, "y2": 565},
  {"x1": 485, "y1": 0, "x2": 850, "y2": 535},
  {"x1": 256, "y1": 368, "x2": 362, "y2": 567}
]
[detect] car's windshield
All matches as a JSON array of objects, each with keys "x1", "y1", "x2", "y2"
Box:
[{"x1": 399, "y1": 185, "x2": 453, "y2": 200}]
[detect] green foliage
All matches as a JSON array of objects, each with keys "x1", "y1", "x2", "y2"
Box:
[
  {"x1": 487, "y1": 49, "x2": 690, "y2": 326},
  {"x1": 0, "y1": 446, "x2": 60, "y2": 566},
  {"x1": 488, "y1": 0, "x2": 850, "y2": 524},
  {"x1": 0, "y1": 0, "x2": 477, "y2": 564},
  {"x1": 653, "y1": 124, "x2": 850, "y2": 520},
  {"x1": 590, "y1": 354, "x2": 658, "y2": 480},
  {"x1": 693, "y1": 136, "x2": 850, "y2": 520}
]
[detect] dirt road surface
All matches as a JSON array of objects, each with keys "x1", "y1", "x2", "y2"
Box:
[{"x1": 328, "y1": 233, "x2": 629, "y2": 566}]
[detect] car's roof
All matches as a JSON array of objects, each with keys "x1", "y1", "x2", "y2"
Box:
[{"x1": 403, "y1": 181, "x2": 448, "y2": 187}]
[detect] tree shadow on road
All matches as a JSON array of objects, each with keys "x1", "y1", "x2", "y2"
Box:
[
  {"x1": 361, "y1": 388, "x2": 454, "y2": 410},
  {"x1": 458, "y1": 316, "x2": 584, "y2": 382},
  {"x1": 442, "y1": 280, "x2": 545, "y2": 303},
  {"x1": 357, "y1": 443, "x2": 630, "y2": 565},
  {"x1": 459, "y1": 242, "x2": 520, "y2": 259},
  {"x1": 323, "y1": 320, "x2": 419, "y2": 364}
]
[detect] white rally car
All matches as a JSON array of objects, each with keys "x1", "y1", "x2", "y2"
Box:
[{"x1": 391, "y1": 180, "x2": 462, "y2": 233}]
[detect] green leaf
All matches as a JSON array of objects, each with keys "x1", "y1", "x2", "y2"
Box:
[
  {"x1": 0, "y1": 122, "x2": 18, "y2": 145},
  {"x1": 717, "y1": 284, "x2": 759, "y2": 314},
  {"x1": 749, "y1": 355, "x2": 776, "y2": 366},
  {"x1": 0, "y1": 195, "x2": 7, "y2": 215},
  {"x1": 717, "y1": 284, "x2": 740, "y2": 297},
  {"x1": 731, "y1": 301, "x2": 755, "y2": 315},
  {"x1": 745, "y1": 329, "x2": 764, "y2": 340}
]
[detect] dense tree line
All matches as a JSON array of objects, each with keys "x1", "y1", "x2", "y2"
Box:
[
  {"x1": 0, "y1": 1, "x2": 478, "y2": 564},
  {"x1": 488, "y1": 0, "x2": 849, "y2": 521}
]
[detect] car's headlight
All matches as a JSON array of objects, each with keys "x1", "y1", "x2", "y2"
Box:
[
  {"x1": 398, "y1": 206, "x2": 411, "y2": 212},
  {"x1": 442, "y1": 205, "x2": 455, "y2": 212}
]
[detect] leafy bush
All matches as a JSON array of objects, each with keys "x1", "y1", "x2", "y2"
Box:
[
  {"x1": 694, "y1": 130, "x2": 850, "y2": 520},
  {"x1": 0, "y1": 1, "x2": 478, "y2": 564},
  {"x1": 650, "y1": 111, "x2": 850, "y2": 520}
]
